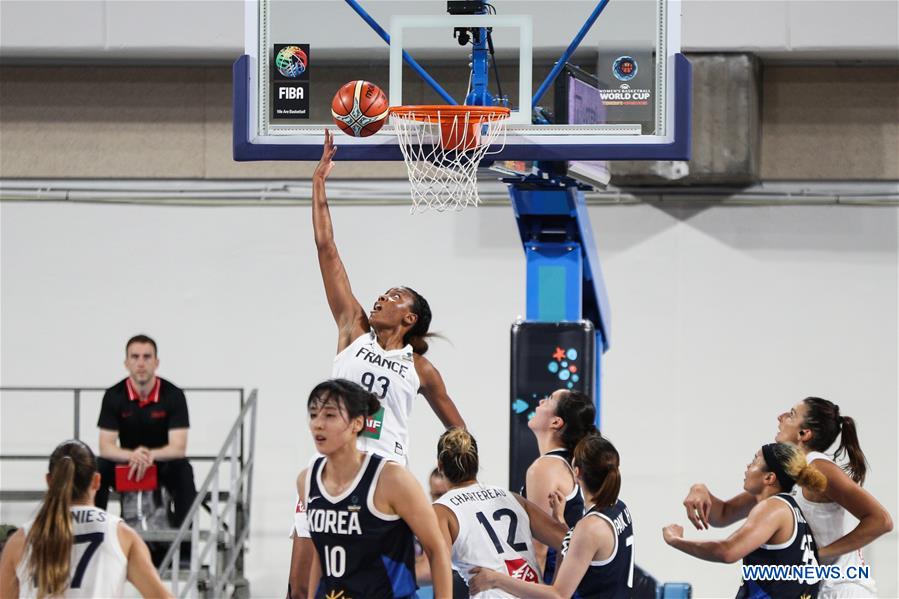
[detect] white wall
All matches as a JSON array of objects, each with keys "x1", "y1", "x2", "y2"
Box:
[
  {"x1": 2, "y1": 0, "x2": 897, "y2": 60},
  {"x1": 1, "y1": 200, "x2": 896, "y2": 598}
]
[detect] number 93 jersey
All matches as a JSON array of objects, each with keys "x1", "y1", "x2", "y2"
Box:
[
  {"x1": 16, "y1": 506, "x2": 127, "y2": 598},
  {"x1": 332, "y1": 332, "x2": 420, "y2": 465}
]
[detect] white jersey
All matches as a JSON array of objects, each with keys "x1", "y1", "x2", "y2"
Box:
[
  {"x1": 332, "y1": 331, "x2": 420, "y2": 465},
  {"x1": 435, "y1": 483, "x2": 540, "y2": 598},
  {"x1": 792, "y1": 451, "x2": 878, "y2": 598},
  {"x1": 16, "y1": 506, "x2": 127, "y2": 599}
]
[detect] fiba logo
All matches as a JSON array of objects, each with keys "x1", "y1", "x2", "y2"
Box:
[
  {"x1": 613, "y1": 56, "x2": 638, "y2": 82},
  {"x1": 275, "y1": 45, "x2": 308, "y2": 78}
]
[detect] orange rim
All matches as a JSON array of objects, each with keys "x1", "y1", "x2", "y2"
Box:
[{"x1": 389, "y1": 105, "x2": 511, "y2": 122}]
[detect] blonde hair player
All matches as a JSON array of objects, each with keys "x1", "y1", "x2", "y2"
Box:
[
  {"x1": 432, "y1": 428, "x2": 567, "y2": 597},
  {"x1": 666, "y1": 442, "x2": 826, "y2": 598},
  {"x1": 682, "y1": 397, "x2": 893, "y2": 598},
  {"x1": 0, "y1": 440, "x2": 171, "y2": 599}
]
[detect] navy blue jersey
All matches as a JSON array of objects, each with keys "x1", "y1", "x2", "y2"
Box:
[
  {"x1": 736, "y1": 493, "x2": 820, "y2": 599},
  {"x1": 307, "y1": 453, "x2": 417, "y2": 599},
  {"x1": 522, "y1": 448, "x2": 584, "y2": 583},
  {"x1": 561, "y1": 500, "x2": 634, "y2": 599}
]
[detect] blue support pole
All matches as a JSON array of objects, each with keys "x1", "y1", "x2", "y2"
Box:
[
  {"x1": 343, "y1": 0, "x2": 458, "y2": 105},
  {"x1": 464, "y1": 2, "x2": 494, "y2": 106},
  {"x1": 532, "y1": 0, "x2": 612, "y2": 107},
  {"x1": 508, "y1": 174, "x2": 611, "y2": 429}
]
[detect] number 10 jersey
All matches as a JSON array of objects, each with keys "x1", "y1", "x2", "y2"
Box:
[{"x1": 332, "y1": 331, "x2": 420, "y2": 465}]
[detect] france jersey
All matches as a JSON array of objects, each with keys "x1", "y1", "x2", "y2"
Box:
[
  {"x1": 736, "y1": 493, "x2": 821, "y2": 599},
  {"x1": 333, "y1": 331, "x2": 420, "y2": 465},
  {"x1": 306, "y1": 452, "x2": 417, "y2": 599},
  {"x1": 435, "y1": 483, "x2": 540, "y2": 598},
  {"x1": 561, "y1": 500, "x2": 634, "y2": 599},
  {"x1": 522, "y1": 448, "x2": 584, "y2": 583},
  {"x1": 16, "y1": 506, "x2": 127, "y2": 599}
]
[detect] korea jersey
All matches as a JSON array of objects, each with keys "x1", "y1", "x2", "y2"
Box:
[
  {"x1": 521, "y1": 448, "x2": 584, "y2": 583},
  {"x1": 16, "y1": 506, "x2": 127, "y2": 598},
  {"x1": 561, "y1": 500, "x2": 634, "y2": 599},
  {"x1": 333, "y1": 331, "x2": 420, "y2": 465},
  {"x1": 306, "y1": 452, "x2": 417, "y2": 599},
  {"x1": 736, "y1": 493, "x2": 820, "y2": 599},
  {"x1": 435, "y1": 483, "x2": 540, "y2": 598}
]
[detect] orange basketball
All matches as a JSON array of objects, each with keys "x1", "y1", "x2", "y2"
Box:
[{"x1": 331, "y1": 80, "x2": 389, "y2": 137}]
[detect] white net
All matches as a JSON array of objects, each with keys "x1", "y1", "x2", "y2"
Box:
[{"x1": 390, "y1": 106, "x2": 510, "y2": 212}]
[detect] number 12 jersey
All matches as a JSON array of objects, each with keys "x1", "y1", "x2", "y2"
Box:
[{"x1": 435, "y1": 483, "x2": 540, "y2": 598}]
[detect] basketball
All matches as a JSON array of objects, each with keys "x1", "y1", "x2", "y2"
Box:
[{"x1": 330, "y1": 80, "x2": 389, "y2": 137}]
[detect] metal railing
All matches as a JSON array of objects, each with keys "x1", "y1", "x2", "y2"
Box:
[
  {"x1": 0, "y1": 386, "x2": 245, "y2": 464},
  {"x1": 158, "y1": 389, "x2": 257, "y2": 598}
]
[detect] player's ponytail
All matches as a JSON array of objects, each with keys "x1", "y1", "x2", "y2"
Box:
[
  {"x1": 573, "y1": 433, "x2": 620, "y2": 508},
  {"x1": 27, "y1": 440, "x2": 97, "y2": 599},
  {"x1": 802, "y1": 397, "x2": 868, "y2": 485},
  {"x1": 834, "y1": 415, "x2": 867, "y2": 486},
  {"x1": 308, "y1": 379, "x2": 381, "y2": 436},
  {"x1": 762, "y1": 442, "x2": 827, "y2": 493},
  {"x1": 795, "y1": 463, "x2": 828, "y2": 493},
  {"x1": 555, "y1": 390, "x2": 597, "y2": 453},
  {"x1": 402, "y1": 286, "x2": 436, "y2": 355},
  {"x1": 437, "y1": 427, "x2": 479, "y2": 484}
]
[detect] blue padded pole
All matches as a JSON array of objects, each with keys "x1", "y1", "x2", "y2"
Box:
[
  {"x1": 343, "y1": 0, "x2": 458, "y2": 105},
  {"x1": 532, "y1": 0, "x2": 612, "y2": 106},
  {"x1": 465, "y1": 1, "x2": 493, "y2": 105}
]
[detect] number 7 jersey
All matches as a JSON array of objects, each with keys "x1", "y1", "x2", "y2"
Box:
[
  {"x1": 16, "y1": 506, "x2": 127, "y2": 598},
  {"x1": 332, "y1": 331, "x2": 421, "y2": 465}
]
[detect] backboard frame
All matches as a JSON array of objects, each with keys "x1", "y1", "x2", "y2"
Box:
[{"x1": 234, "y1": 0, "x2": 691, "y2": 162}]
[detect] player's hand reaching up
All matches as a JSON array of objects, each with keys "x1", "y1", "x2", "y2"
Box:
[{"x1": 314, "y1": 129, "x2": 337, "y2": 182}]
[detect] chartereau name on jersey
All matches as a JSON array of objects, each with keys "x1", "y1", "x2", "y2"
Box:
[
  {"x1": 307, "y1": 508, "x2": 363, "y2": 536},
  {"x1": 354, "y1": 346, "x2": 411, "y2": 378},
  {"x1": 447, "y1": 487, "x2": 508, "y2": 506}
]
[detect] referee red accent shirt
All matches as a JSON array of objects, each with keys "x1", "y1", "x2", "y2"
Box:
[{"x1": 97, "y1": 378, "x2": 190, "y2": 450}]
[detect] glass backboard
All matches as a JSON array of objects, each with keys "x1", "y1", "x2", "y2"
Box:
[{"x1": 234, "y1": 0, "x2": 690, "y2": 161}]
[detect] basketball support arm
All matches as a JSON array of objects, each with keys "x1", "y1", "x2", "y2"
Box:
[
  {"x1": 343, "y1": 0, "x2": 458, "y2": 105},
  {"x1": 507, "y1": 175, "x2": 611, "y2": 428},
  {"x1": 532, "y1": 0, "x2": 612, "y2": 107}
]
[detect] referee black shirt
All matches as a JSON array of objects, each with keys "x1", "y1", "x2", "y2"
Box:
[{"x1": 97, "y1": 377, "x2": 190, "y2": 450}]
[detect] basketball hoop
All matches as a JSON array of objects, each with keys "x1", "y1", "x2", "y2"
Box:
[{"x1": 389, "y1": 105, "x2": 511, "y2": 212}]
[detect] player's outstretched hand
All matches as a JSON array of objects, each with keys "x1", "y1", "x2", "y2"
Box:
[
  {"x1": 314, "y1": 129, "x2": 337, "y2": 181},
  {"x1": 682, "y1": 483, "x2": 712, "y2": 530},
  {"x1": 662, "y1": 523, "x2": 684, "y2": 545}
]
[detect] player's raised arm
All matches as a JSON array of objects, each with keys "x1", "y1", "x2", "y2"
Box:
[
  {"x1": 416, "y1": 354, "x2": 465, "y2": 429},
  {"x1": 311, "y1": 129, "x2": 368, "y2": 351}
]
